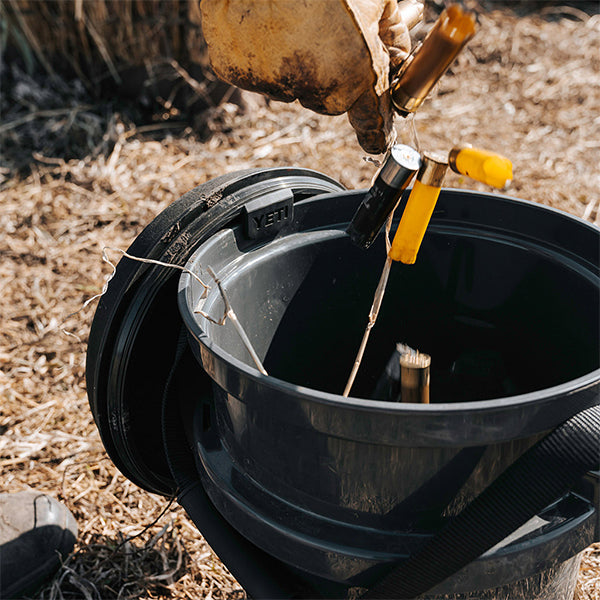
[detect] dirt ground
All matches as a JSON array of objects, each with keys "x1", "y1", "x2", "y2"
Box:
[{"x1": 1, "y1": 2, "x2": 599, "y2": 599}]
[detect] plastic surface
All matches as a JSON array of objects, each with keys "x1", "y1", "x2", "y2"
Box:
[
  {"x1": 178, "y1": 187, "x2": 599, "y2": 592},
  {"x1": 449, "y1": 147, "x2": 513, "y2": 189},
  {"x1": 346, "y1": 144, "x2": 420, "y2": 249},
  {"x1": 389, "y1": 179, "x2": 443, "y2": 263}
]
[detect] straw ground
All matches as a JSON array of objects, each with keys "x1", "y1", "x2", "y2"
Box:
[{"x1": 1, "y1": 2, "x2": 599, "y2": 599}]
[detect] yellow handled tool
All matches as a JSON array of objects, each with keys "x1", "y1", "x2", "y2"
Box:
[
  {"x1": 389, "y1": 153, "x2": 448, "y2": 264},
  {"x1": 448, "y1": 146, "x2": 513, "y2": 189}
]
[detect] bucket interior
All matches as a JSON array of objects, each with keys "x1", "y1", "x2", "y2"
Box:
[{"x1": 192, "y1": 217, "x2": 599, "y2": 403}]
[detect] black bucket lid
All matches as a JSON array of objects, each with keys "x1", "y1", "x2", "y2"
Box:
[{"x1": 86, "y1": 168, "x2": 345, "y2": 495}]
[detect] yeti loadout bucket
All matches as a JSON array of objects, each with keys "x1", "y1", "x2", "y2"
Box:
[{"x1": 87, "y1": 168, "x2": 599, "y2": 599}]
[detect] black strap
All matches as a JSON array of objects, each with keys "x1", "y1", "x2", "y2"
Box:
[{"x1": 363, "y1": 404, "x2": 600, "y2": 599}]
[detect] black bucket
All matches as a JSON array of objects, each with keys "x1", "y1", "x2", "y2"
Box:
[
  {"x1": 177, "y1": 187, "x2": 599, "y2": 598},
  {"x1": 86, "y1": 169, "x2": 599, "y2": 599}
]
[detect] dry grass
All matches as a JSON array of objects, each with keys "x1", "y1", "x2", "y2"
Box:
[
  {"x1": 0, "y1": 0, "x2": 206, "y2": 83},
  {"x1": 1, "y1": 3, "x2": 599, "y2": 599}
]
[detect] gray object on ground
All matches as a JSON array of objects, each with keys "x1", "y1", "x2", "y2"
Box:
[{"x1": 0, "y1": 492, "x2": 78, "y2": 599}]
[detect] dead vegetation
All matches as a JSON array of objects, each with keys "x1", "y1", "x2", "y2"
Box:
[{"x1": 0, "y1": 1, "x2": 599, "y2": 599}]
